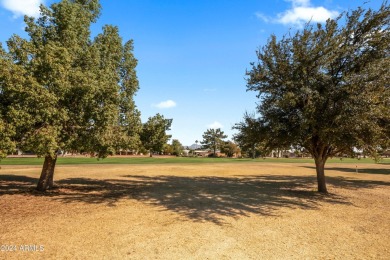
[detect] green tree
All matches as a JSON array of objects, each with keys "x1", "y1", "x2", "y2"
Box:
[
  {"x1": 233, "y1": 112, "x2": 267, "y2": 159},
  {"x1": 0, "y1": 0, "x2": 141, "y2": 191},
  {"x1": 246, "y1": 3, "x2": 390, "y2": 193},
  {"x1": 201, "y1": 128, "x2": 227, "y2": 156},
  {"x1": 171, "y1": 139, "x2": 184, "y2": 156},
  {"x1": 0, "y1": 117, "x2": 15, "y2": 158},
  {"x1": 111, "y1": 39, "x2": 142, "y2": 154},
  {"x1": 222, "y1": 141, "x2": 240, "y2": 157},
  {"x1": 140, "y1": 113, "x2": 172, "y2": 157},
  {"x1": 162, "y1": 143, "x2": 173, "y2": 155},
  {"x1": 162, "y1": 140, "x2": 183, "y2": 156}
]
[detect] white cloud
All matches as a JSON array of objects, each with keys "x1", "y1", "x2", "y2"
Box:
[
  {"x1": 153, "y1": 100, "x2": 177, "y2": 109},
  {"x1": 256, "y1": 0, "x2": 338, "y2": 27},
  {"x1": 255, "y1": 12, "x2": 271, "y2": 23},
  {"x1": 277, "y1": 6, "x2": 339, "y2": 26},
  {"x1": 0, "y1": 0, "x2": 44, "y2": 18},
  {"x1": 207, "y1": 121, "x2": 223, "y2": 129}
]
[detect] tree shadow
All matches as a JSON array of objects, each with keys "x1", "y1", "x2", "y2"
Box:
[
  {"x1": 0, "y1": 175, "x2": 37, "y2": 195},
  {"x1": 1, "y1": 173, "x2": 389, "y2": 224},
  {"x1": 301, "y1": 166, "x2": 390, "y2": 175}
]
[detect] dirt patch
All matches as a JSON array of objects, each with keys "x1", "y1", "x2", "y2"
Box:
[{"x1": 1, "y1": 163, "x2": 389, "y2": 259}]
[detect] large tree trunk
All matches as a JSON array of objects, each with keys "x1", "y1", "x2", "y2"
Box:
[
  {"x1": 36, "y1": 155, "x2": 57, "y2": 191},
  {"x1": 314, "y1": 158, "x2": 328, "y2": 193}
]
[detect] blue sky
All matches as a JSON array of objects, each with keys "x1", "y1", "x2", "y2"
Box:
[{"x1": 0, "y1": 0, "x2": 383, "y2": 146}]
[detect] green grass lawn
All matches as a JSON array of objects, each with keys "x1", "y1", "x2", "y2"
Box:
[{"x1": 0, "y1": 156, "x2": 388, "y2": 165}]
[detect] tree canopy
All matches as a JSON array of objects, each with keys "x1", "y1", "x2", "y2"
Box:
[
  {"x1": 201, "y1": 128, "x2": 227, "y2": 156},
  {"x1": 171, "y1": 139, "x2": 184, "y2": 156},
  {"x1": 163, "y1": 139, "x2": 183, "y2": 156},
  {"x1": 246, "y1": 2, "x2": 390, "y2": 192},
  {"x1": 0, "y1": 0, "x2": 141, "y2": 191},
  {"x1": 222, "y1": 141, "x2": 240, "y2": 158},
  {"x1": 140, "y1": 113, "x2": 172, "y2": 156},
  {"x1": 233, "y1": 112, "x2": 267, "y2": 159}
]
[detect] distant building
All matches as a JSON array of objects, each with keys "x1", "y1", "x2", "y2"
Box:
[{"x1": 194, "y1": 150, "x2": 211, "y2": 157}]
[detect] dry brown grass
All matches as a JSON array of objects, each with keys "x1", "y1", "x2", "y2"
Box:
[{"x1": 1, "y1": 162, "x2": 389, "y2": 259}]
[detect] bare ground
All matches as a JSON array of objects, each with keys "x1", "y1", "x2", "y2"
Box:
[{"x1": 0, "y1": 162, "x2": 389, "y2": 259}]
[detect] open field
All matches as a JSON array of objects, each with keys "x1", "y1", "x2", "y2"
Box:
[
  {"x1": 1, "y1": 162, "x2": 389, "y2": 259},
  {"x1": 1, "y1": 156, "x2": 389, "y2": 165}
]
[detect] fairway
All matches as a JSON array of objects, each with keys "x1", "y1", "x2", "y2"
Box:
[
  {"x1": 1, "y1": 162, "x2": 389, "y2": 259},
  {"x1": 1, "y1": 156, "x2": 387, "y2": 165}
]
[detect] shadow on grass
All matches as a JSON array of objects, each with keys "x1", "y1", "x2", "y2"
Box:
[
  {"x1": 301, "y1": 166, "x2": 390, "y2": 175},
  {"x1": 0, "y1": 175, "x2": 38, "y2": 194},
  {"x1": 1, "y1": 173, "x2": 389, "y2": 224}
]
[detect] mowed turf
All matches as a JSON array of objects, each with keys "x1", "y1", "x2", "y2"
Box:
[
  {"x1": 1, "y1": 162, "x2": 389, "y2": 259},
  {"x1": 1, "y1": 156, "x2": 389, "y2": 165}
]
